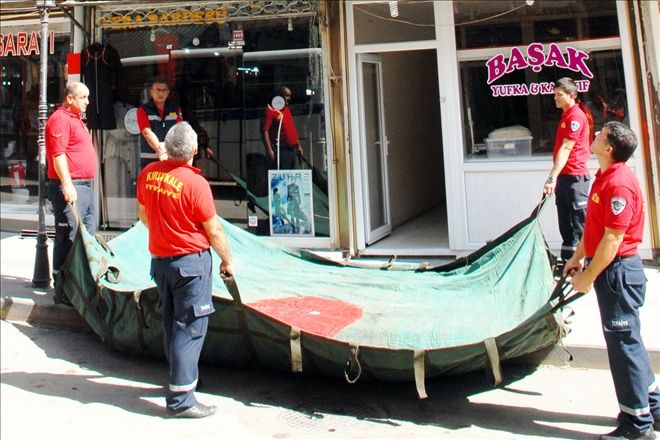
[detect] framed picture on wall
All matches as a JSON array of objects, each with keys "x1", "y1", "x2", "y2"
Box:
[{"x1": 268, "y1": 169, "x2": 315, "y2": 237}]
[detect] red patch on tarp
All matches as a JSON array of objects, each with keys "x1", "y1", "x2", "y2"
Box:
[{"x1": 248, "y1": 296, "x2": 362, "y2": 338}]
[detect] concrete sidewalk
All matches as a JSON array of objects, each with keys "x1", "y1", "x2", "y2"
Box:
[{"x1": 1, "y1": 232, "x2": 659, "y2": 370}]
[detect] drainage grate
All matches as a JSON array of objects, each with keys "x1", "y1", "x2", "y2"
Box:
[{"x1": 277, "y1": 397, "x2": 391, "y2": 433}]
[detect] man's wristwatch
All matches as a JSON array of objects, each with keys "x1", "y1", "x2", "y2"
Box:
[{"x1": 546, "y1": 176, "x2": 555, "y2": 184}]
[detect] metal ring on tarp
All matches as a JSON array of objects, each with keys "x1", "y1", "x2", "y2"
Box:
[{"x1": 344, "y1": 345, "x2": 362, "y2": 384}]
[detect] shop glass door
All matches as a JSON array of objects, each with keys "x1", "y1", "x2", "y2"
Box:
[{"x1": 357, "y1": 54, "x2": 391, "y2": 244}]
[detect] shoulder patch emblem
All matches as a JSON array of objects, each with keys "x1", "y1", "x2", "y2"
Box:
[
  {"x1": 611, "y1": 197, "x2": 626, "y2": 215},
  {"x1": 570, "y1": 121, "x2": 580, "y2": 132}
]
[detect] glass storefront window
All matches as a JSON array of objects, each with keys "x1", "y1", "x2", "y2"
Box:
[
  {"x1": 98, "y1": 13, "x2": 328, "y2": 237},
  {"x1": 1, "y1": 21, "x2": 69, "y2": 229},
  {"x1": 454, "y1": 0, "x2": 626, "y2": 159},
  {"x1": 460, "y1": 49, "x2": 627, "y2": 158},
  {"x1": 454, "y1": 0, "x2": 619, "y2": 49}
]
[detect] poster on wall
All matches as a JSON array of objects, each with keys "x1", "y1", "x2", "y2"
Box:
[{"x1": 268, "y1": 169, "x2": 314, "y2": 237}]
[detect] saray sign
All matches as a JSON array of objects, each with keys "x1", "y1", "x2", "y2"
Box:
[
  {"x1": 486, "y1": 42, "x2": 593, "y2": 97},
  {"x1": 0, "y1": 31, "x2": 55, "y2": 57}
]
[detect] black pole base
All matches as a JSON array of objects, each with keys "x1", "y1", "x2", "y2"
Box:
[{"x1": 32, "y1": 233, "x2": 51, "y2": 289}]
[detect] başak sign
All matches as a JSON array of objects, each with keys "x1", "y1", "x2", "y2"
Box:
[
  {"x1": 485, "y1": 42, "x2": 593, "y2": 97},
  {"x1": 0, "y1": 31, "x2": 55, "y2": 57}
]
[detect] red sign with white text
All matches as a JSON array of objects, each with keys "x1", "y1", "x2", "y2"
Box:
[{"x1": 0, "y1": 31, "x2": 55, "y2": 57}]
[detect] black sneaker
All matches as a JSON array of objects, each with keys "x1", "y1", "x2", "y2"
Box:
[
  {"x1": 166, "y1": 402, "x2": 216, "y2": 419},
  {"x1": 599, "y1": 426, "x2": 656, "y2": 440}
]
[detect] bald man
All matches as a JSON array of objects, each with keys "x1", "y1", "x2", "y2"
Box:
[{"x1": 46, "y1": 81, "x2": 98, "y2": 304}]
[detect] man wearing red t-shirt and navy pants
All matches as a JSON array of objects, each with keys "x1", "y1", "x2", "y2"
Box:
[
  {"x1": 137, "y1": 121, "x2": 235, "y2": 418},
  {"x1": 565, "y1": 121, "x2": 659, "y2": 440},
  {"x1": 544, "y1": 77, "x2": 591, "y2": 264},
  {"x1": 261, "y1": 85, "x2": 303, "y2": 170},
  {"x1": 46, "y1": 82, "x2": 98, "y2": 305}
]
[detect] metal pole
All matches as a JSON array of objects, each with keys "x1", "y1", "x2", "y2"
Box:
[{"x1": 32, "y1": 0, "x2": 55, "y2": 289}]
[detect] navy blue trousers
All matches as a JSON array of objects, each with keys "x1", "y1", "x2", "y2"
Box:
[
  {"x1": 593, "y1": 255, "x2": 659, "y2": 432},
  {"x1": 47, "y1": 180, "x2": 96, "y2": 276},
  {"x1": 555, "y1": 174, "x2": 589, "y2": 261},
  {"x1": 150, "y1": 249, "x2": 215, "y2": 412}
]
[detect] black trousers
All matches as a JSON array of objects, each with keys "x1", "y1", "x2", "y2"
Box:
[
  {"x1": 555, "y1": 174, "x2": 589, "y2": 260},
  {"x1": 47, "y1": 180, "x2": 96, "y2": 274},
  {"x1": 593, "y1": 255, "x2": 659, "y2": 432}
]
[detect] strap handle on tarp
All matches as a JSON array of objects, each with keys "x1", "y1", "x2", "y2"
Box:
[
  {"x1": 549, "y1": 273, "x2": 586, "y2": 313},
  {"x1": 484, "y1": 338, "x2": 503, "y2": 386},
  {"x1": 529, "y1": 194, "x2": 551, "y2": 220},
  {"x1": 221, "y1": 274, "x2": 259, "y2": 365},
  {"x1": 414, "y1": 349, "x2": 428, "y2": 399},
  {"x1": 132, "y1": 289, "x2": 149, "y2": 330},
  {"x1": 71, "y1": 201, "x2": 121, "y2": 283},
  {"x1": 290, "y1": 327, "x2": 303, "y2": 373},
  {"x1": 221, "y1": 273, "x2": 243, "y2": 305}
]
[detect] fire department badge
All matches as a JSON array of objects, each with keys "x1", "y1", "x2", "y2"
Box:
[
  {"x1": 611, "y1": 197, "x2": 626, "y2": 215},
  {"x1": 570, "y1": 121, "x2": 580, "y2": 132}
]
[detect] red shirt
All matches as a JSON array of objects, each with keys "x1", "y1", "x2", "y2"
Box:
[
  {"x1": 45, "y1": 106, "x2": 97, "y2": 179},
  {"x1": 583, "y1": 162, "x2": 644, "y2": 257},
  {"x1": 553, "y1": 104, "x2": 590, "y2": 176},
  {"x1": 137, "y1": 160, "x2": 216, "y2": 257},
  {"x1": 262, "y1": 105, "x2": 298, "y2": 148}
]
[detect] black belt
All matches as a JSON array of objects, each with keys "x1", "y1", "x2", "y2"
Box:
[
  {"x1": 558, "y1": 174, "x2": 589, "y2": 181},
  {"x1": 49, "y1": 178, "x2": 94, "y2": 185},
  {"x1": 152, "y1": 249, "x2": 210, "y2": 261},
  {"x1": 585, "y1": 254, "x2": 638, "y2": 265}
]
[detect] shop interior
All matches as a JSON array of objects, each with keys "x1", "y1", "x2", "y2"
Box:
[
  {"x1": 358, "y1": 49, "x2": 448, "y2": 255},
  {"x1": 95, "y1": 15, "x2": 328, "y2": 237}
]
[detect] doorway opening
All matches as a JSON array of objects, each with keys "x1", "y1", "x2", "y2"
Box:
[{"x1": 356, "y1": 49, "x2": 448, "y2": 256}]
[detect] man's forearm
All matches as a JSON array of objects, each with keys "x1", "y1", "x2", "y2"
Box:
[
  {"x1": 261, "y1": 131, "x2": 272, "y2": 151},
  {"x1": 209, "y1": 228, "x2": 233, "y2": 265},
  {"x1": 203, "y1": 217, "x2": 233, "y2": 264},
  {"x1": 549, "y1": 141, "x2": 573, "y2": 178},
  {"x1": 53, "y1": 154, "x2": 72, "y2": 184},
  {"x1": 142, "y1": 129, "x2": 164, "y2": 154}
]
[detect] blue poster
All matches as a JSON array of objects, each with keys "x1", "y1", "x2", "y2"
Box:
[{"x1": 268, "y1": 169, "x2": 315, "y2": 236}]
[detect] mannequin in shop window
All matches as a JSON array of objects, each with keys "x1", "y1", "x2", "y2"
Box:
[{"x1": 136, "y1": 77, "x2": 183, "y2": 170}]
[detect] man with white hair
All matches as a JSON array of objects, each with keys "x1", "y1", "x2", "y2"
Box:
[
  {"x1": 137, "y1": 121, "x2": 235, "y2": 418},
  {"x1": 46, "y1": 81, "x2": 97, "y2": 305}
]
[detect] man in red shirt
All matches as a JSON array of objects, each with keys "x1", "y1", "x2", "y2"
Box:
[
  {"x1": 45, "y1": 81, "x2": 98, "y2": 305},
  {"x1": 136, "y1": 78, "x2": 182, "y2": 170},
  {"x1": 261, "y1": 85, "x2": 303, "y2": 170},
  {"x1": 565, "y1": 121, "x2": 659, "y2": 440},
  {"x1": 137, "y1": 121, "x2": 235, "y2": 418},
  {"x1": 544, "y1": 77, "x2": 591, "y2": 264}
]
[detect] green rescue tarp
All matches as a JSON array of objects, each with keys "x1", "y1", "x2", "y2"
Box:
[{"x1": 58, "y1": 198, "x2": 576, "y2": 398}]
